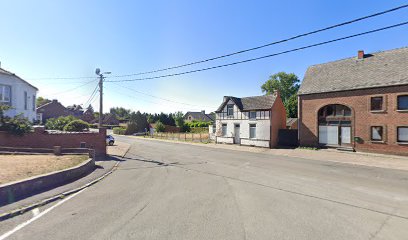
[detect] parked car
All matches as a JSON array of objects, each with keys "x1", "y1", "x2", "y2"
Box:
[{"x1": 106, "y1": 135, "x2": 115, "y2": 146}]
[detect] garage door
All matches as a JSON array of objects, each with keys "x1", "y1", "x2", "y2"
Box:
[{"x1": 319, "y1": 126, "x2": 338, "y2": 145}]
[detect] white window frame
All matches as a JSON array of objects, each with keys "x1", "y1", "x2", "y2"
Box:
[
  {"x1": 227, "y1": 104, "x2": 234, "y2": 116},
  {"x1": 397, "y1": 95, "x2": 408, "y2": 111},
  {"x1": 0, "y1": 84, "x2": 11, "y2": 104},
  {"x1": 249, "y1": 124, "x2": 256, "y2": 139},
  {"x1": 222, "y1": 124, "x2": 227, "y2": 136},
  {"x1": 397, "y1": 127, "x2": 408, "y2": 143}
]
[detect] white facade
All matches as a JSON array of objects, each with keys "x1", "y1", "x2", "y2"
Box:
[
  {"x1": 0, "y1": 71, "x2": 38, "y2": 122},
  {"x1": 215, "y1": 100, "x2": 271, "y2": 148}
]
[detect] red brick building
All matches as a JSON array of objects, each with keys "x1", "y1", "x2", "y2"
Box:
[{"x1": 298, "y1": 47, "x2": 408, "y2": 155}]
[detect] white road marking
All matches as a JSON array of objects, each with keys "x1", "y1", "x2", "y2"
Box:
[
  {"x1": 31, "y1": 208, "x2": 40, "y2": 217},
  {"x1": 0, "y1": 189, "x2": 86, "y2": 240}
]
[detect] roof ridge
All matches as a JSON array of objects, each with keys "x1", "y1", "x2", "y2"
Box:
[{"x1": 307, "y1": 46, "x2": 408, "y2": 68}]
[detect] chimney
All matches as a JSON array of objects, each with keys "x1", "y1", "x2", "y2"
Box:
[
  {"x1": 201, "y1": 110, "x2": 205, "y2": 114},
  {"x1": 52, "y1": 99, "x2": 58, "y2": 103},
  {"x1": 357, "y1": 50, "x2": 365, "y2": 59},
  {"x1": 223, "y1": 96, "x2": 229, "y2": 102}
]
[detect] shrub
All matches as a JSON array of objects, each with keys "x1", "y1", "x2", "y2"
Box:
[
  {"x1": 0, "y1": 106, "x2": 32, "y2": 135},
  {"x1": 125, "y1": 122, "x2": 137, "y2": 135},
  {"x1": 155, "y1": 121, "x2": 165, "y2": 132},
  {"x1": 63, "y1": 120, "x2": 90, "y2": 132},
  {"x1": 45, "y1": 115, "x2": 77, "y2": 130},
  {"x1": 113, "y1": 127, "x2": 126, "y2": 135}
]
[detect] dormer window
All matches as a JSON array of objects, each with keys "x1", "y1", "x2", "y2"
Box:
[{"x1": 227, "y1": 104, "x2": 234, "y2": 116}]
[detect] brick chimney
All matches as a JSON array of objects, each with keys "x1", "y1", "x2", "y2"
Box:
[
  {"x1": 357, "y1": 50, "x2": 365, "y2": 59},
  {"x1": 201, "y1": 110, "x2": 205, "y2": 114}
]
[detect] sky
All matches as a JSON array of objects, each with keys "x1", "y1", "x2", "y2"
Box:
[{"x1": 0, "y1": 0, "x2": 407, "y2": 114}]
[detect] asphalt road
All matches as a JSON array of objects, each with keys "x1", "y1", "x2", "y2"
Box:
[{"x1": 2, "y1": 136, "x2": 408, "y2": 240}]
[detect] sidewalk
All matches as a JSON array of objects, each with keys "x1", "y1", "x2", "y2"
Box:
[
  {"x1": 0, "y1": 141, "x2": 130, "y2": 217},
  {"x1": 128, "y1": 135, "x2": 408, "y2": 171}
]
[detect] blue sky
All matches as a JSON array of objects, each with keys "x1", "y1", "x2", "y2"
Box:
[{"x1": 0, "y1": 0, "x2": 407, "y2": 113}]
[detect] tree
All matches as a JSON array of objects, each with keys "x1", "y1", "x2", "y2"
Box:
[
  {"x1": 36, "y1": 97, "x2": 51, "y2": 107},
  {"x1": 45, "y1": 115, "x2": 77, "y2": 130},
  {"x1": 110, "y1": 107, "x2": 131, "y2": 120},
  {"x1": 0, "y1": 105, "x2": 32, "y2": 135},
  {"x1": 155, "y1": 120, "x2": 165, "y2": 132},
  {"x1": 63, "y1": 120, "x2": 89, "y2": 132},
  {"x1": 174, "y1": 111, "x2": 184, "y2": 127},
  {"x1": 261, "y1": 72, "x2": 300, "y2": 118}
]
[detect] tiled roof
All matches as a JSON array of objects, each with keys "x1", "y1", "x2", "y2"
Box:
[
  {"x1": 298, "y1": 47, "x2": 408, "y2": 95},
  {"x1": 216, "y1": 93, "x2": 277, "y2": 112},
  {"x1": 184, "y1": 112, "x2": 214, "y2": 121},
  {"x1": 0, "y1": 67, "x2": 39, "y2": 90}
]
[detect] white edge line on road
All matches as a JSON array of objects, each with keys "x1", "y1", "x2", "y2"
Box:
[{"x1": 0, "y1": 188, "x2": 86, "y2": 240}]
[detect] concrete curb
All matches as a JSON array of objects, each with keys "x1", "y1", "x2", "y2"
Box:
[{"x1": 0, "y1": 147, "x2": 129, "y2": 222}]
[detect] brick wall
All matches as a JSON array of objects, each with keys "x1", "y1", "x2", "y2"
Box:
[
  {"x1": 0, "y1": 127, "x2": 106, "y2": 158},
  {"x1": 299, "y1": 85, "x2": 408, "y2": 155},
  {"x1": 271, "y1": 94, "x2": 287, "y2": 148}
]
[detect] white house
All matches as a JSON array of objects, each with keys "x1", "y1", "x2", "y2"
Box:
[
  {"x1": 211, "y1": 92, "x2": 286, "y2": 148},
  {"x1": 0, "y1": 67, "x2": 38, "y2": 122}
]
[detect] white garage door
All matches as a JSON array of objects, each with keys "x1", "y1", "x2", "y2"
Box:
[{"x1": 319, "y1": 126, "x2": 339, "y2": 145}]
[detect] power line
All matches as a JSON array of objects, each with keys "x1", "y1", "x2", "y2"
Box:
[
  {"x1": 105, "y1": 21, "x2": 408, "y2": 83},
  {"x1": 82, "y1": 83, "x2": 99, "y2": 107},
  {"x1": 44, "y1": 79, "x2": 97, "y2": 97},
  {"x1": 109, "y1": 4, "x2": 408, "y2": 78},
  {"x1": 110, "y1": 82, "x2": 218, "y2": 108}
]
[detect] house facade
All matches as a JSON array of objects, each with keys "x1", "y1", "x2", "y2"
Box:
[
  {"x1": 36, "y1": 99, "x2": 72, "y2": 123},
  {"x1": 184, "y1": 110, "x2": 214, "y2": 122},
  {"x1": 214, "y1": 93, "x2": 286, "y2": 148},
  {"x1": 0, "y1": 67, "x2": 38, "y2": 122},
  {"x1": 298, "y1": 47, "x2": 408, "y2": 155}
]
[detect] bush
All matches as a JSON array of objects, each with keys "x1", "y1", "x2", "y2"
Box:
[
  {"x1": 125, "y1": 122, "x2": 137, "y2": 135},
  {"x1": 45, "y1": 115, "x2": 77, "y2": 130},
  {"x1": 0, "y1": 106, "x2": 32, "y2": 136},
  {"x1": 113, "y1": 127, "x2": 126, "y2": 135},
  {"x1": 155, "y1": 121, "x2": 165, "y2": 132},
  {"x1": 63, "y1": 120, "x2": 90, "y2": 132}
]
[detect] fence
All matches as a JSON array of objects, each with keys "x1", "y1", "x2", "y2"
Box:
[{"x1": 151, "y1": 132, "x2": 210, "y2": 142}]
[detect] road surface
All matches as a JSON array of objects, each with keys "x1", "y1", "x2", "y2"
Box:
[{"x1": 1, "y1": 136, "x2": 408, "y2": 239}]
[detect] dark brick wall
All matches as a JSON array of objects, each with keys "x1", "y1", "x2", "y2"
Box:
[
  {"x1": 299, "y1": 85, "x2": 408, "y2": 155},
  {"x1": 36, "y1": 100, "x2": 71, "y2": 122},
  {"x1": 0, "y1": 128, "x2": 106, "y2": 157}
]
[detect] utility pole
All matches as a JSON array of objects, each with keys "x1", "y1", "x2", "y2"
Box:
[{"x1": 95, "y1": 68, "x2": 111, "y2": 128}]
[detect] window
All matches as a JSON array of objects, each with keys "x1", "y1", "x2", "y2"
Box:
[
  {"x1": 24, "y1": 91, "x2": 28, "y2": 110},
  {"x1": 397, "y1": 95, "x2": 408, "y2": 110},
  {"x1": 32, "y1": 95, "x2": 36, "y2": 111},
  {"x1": 370, "y1": 97, "x2": 383, "y2": 111},
  {"x1": 222, "y1": 124, "x2": 227, "y2": 136},
  {"x1": 371, "y1": 126, "x2": 383, "y2": 141},
  {"x1": 212, "y1": 125, "x2": 216, "y2": 134},
  {"x1": 249, "y1": 111, "x2": 256, "y2": 119},
  {"x1": 249, "y1": 124, "x2": 256, "y2": 139},
  {"x1": 227, "y1": 104, "x2": 234, "y2": 116},
  {"x1": 397, "y1": 127, "x2": 408, "y2": 142},
  {"x1": 0, "y1": 84, "x2": 11, "y2": 105}
]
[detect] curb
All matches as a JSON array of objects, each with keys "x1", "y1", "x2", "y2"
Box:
[{"x1": 0, "y1": 147, "x2": 129, "y2": 222}]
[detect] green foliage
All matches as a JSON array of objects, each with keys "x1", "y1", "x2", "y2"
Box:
[
  {"x1": 36, "y1": 96, "x2": 51, "y2": 107},
  {"x1": 174, "y1": 111, "x2": 184, "y2": 128},
  {"x1": 185, "y1": 121, "x2": 211, "y2": 128},
  {"x1": 63, "y1": 120, "x2": 90, "y2": 132},
  {"x1": 180, "y1": 123, "x2": 190, "y2": 133},
  {"x1": 284, "y1": 94, "x2": 298, "y2": 118},
  {"x1": 155, "y1": 121, "x2": 165, "y2": 132},
  {"x1": 261, "y1": 72, "x2": 300, "y2": 118},
  {"x1": 0, "y1": 105, "x2": 32, "y2": 135},
  {"x1": 189, "y1": 127, "x2": 208, "y2": 133},
  {"x1": 128, "y1": 111, "x2": 149, "y2": 133},
  {"x1": 113, "y1": 127, "x2": 126, "y2": 135},
  {"x1": 125, "y1": 122, "x2": 138, "y2": 135},
  {"x1": 45, "y1": 115, "x2": 77, "y2": 130},
  {"x1": 110, "y1": 107, "x2": 131, "y2": 120}
]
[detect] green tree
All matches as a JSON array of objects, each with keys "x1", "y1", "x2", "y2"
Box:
[
  {"x1": 110, "y1": 107, "x2": 131, "y2": 120},
  {"x1": 0, "y1": 105, "x2": 32, "y2": 135},
  {"x1": 36, "y1": 97, "x2": 51, "y2": 107},
  {"x1": 63, "y1": 119, "x2": 89, "y2": 132},
  {"x1": 174, "y1": 111, "x2": 184, "y2": 127},
  {"x1": 45, "y1": 115, "x2": 77, "y2": 130},
  {"x1": 261, "y1": 72, "x2": 300, "y2": 118},
  {"x1": 155, "y1": 120, "x2": 165, "y2": 132}
]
